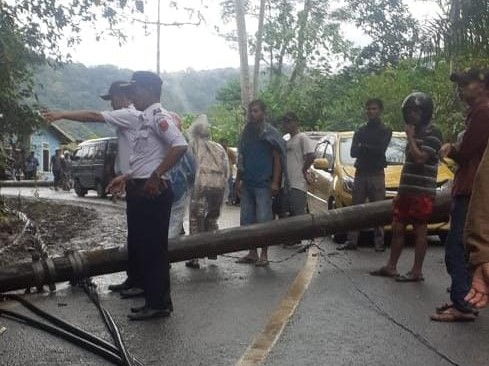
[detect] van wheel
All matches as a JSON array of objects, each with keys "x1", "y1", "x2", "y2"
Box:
[
  {"x1": 74, "y1": 180, "x2": 87, "y2": 197},
  {"x1": 96, "y1": 181, "x2": 107, "y2": 198}
]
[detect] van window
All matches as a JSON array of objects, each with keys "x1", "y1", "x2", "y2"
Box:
[
  {"x1": 86, "y1": 145, "x2": 95, "y2": 160},
  {"x1": 94, "y1": 143, "x2": 105, "y2": 160}
]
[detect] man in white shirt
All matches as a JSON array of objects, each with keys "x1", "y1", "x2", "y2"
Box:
[
  {"x1": 107, "y1": 71, "x2": 187, "y2": 320},
  {"x1": 282, "y1": 112, "x2": 315, "y2": 217},
  {"x1": 42, "y1": 81, "x2": 144, "y2": 295}
]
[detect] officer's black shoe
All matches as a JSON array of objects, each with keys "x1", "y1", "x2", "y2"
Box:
[
  {"x1": 108, "y1": 279, "x2": 132, "y2": 292},
  {"x1": 127, "y1": 307, "x2": 171, "y2": 321},
  {"x1": 120, "y1": 287, "x2": 144, "y2": 299},
  {"x1": 131, "y1": 302, "x2": 173, "y2": 313}
]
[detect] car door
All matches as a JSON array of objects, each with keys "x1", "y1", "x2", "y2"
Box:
[{"x1": 307, "y1": 140, "x2": 335, "y2": 213}]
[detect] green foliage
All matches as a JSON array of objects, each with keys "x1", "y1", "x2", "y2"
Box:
[
  {"x1": 335, "y1": 0, "x2": 419, "y2": 70},
  {"x1": 257, "y1": 59, "x2": 468, "y2": 141},
  {"x1": 0, "y1": 0, "x2": 143, "y2": 138}
]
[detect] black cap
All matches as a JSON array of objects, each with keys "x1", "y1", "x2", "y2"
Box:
[
  {"x1": 100, "y1": 81, "x2": 130, "y2": 101},
  {"x1": 449, "y1": 68, "x2": 487, "y2": 85},
  {"x1": 123, "y1": 71, "x2": 162, "y2": 92}
]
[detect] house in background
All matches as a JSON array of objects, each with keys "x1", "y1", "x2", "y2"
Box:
[{"x1": 29, "y1": 121, "x2": 115, "y2": 180}]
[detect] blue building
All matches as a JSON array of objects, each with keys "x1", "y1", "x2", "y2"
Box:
[{"x1": 29, "y1": 124, "x2": 75, "y2": 180}]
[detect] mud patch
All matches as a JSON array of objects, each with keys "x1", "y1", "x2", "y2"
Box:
[{"x1": 0, "y1": 198, "x2": 98, "y2": 266}]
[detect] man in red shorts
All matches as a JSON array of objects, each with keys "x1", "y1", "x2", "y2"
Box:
[{"x1": 371, "y1": 92, "x2": 442, "y2": 282}]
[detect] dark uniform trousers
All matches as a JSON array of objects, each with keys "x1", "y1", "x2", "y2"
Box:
[{"x1": 126, "y1": 179, "x2": 173, "y2": 309}]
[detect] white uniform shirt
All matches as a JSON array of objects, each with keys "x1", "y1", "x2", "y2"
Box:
[
  {"x1": 101, "y1": 106, "x2": 142, "y2": 175},
  {"x1": 127, "y1": 103, "x2": 187, "y2": 179},
  {"x1": 286, "y1": 132, "x2": 315, "y2": 192}
]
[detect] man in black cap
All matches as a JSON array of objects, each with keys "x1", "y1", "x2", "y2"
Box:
[
  {"x1": 431, "y1": 68, "x2": 489, "y2": 322},
  {"x1": 107, "y1": 71, "x2": 187, "y2": 320},
  {"x1": 43, "y1": 81, "x2": 145, "y2": 297}
]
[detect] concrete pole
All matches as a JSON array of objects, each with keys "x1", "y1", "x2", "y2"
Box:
[{"x1": 0, "y1": 194, "x2": 451, "y2": 293}]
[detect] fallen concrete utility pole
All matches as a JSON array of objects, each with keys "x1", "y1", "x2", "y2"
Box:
[{"x1": 0, "y1": 193, "x2": 451, "y2": 293}]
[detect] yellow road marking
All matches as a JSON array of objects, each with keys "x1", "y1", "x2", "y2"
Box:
[{"x1": 235, "y1": 246, "x2": 319, "y2": 366}]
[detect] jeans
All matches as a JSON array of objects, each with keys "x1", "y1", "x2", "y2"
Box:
[
  {"x1": 126, "y1": 180, "x2": 173, "y2": 309},
  {"x1": 240, "y1": 184, "x2": 273, "y2": 226},
  {"x1": 445, "y1": 195, "x2": 472, "y2": 313}
]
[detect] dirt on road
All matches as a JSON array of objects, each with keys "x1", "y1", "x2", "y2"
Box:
[{"x1": 0, "y1": 197, "x2": 98, "y2": 266}]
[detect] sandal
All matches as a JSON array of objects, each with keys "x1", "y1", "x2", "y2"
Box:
[
  {"x1": 430, "y1": 307, "x2": 477, "y2": 322},
  {"x1": 435, "y1": 303, "x2": 479, "y2": 316},
  {"x1": 236, "y1": 256, "x2": 258, "y2": 264},
  {"x1": 396, "y1": 272, "x2": 424, "y2": 282},
  {"x1": 255, "y1": 259, "x2": 270, "y2": 267},
  {"x1": 370, "y1": 266, "x2": 399, "y2": 278}
]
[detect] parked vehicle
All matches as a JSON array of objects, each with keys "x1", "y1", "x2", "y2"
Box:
[
  {"x1": 71, "y1": 137, "x2": 117, "y2": 197},
  {"x1": 307, "y1": 131, "x2": 454, "y2": 242}
]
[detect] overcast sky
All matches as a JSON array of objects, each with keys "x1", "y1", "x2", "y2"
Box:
[{"x1": 69, "y1": 0, "x2": 441, "y2": 73}]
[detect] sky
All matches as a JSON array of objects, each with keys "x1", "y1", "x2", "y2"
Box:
[{"x1": 69, "y1": 0, "x2": 441, "y2": 73}]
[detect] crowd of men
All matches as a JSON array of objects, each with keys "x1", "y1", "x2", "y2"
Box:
[{"x1": 41, "y1": 67, "x2": 489, "y2": 323}]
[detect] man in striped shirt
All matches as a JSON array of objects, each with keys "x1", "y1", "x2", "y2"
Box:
[{"x1": 371, "y1": 92, "x2": 442, "y2": 282}]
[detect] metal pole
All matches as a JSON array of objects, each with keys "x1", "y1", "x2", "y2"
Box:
[
  {"x1": 0, "y1": 194, "x2": 452, "y2": 293},
  {"x1": 156, "y1": 0, "x2": 161, "y2": 75}
]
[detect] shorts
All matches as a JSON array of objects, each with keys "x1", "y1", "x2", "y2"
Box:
[{"x1": 392, "y1": 194, "x2": 434, "y2": 225}]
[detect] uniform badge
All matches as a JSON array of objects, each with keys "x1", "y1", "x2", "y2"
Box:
[{"x1": 158, "y1": 117, "x2": 169, "y2": 131}]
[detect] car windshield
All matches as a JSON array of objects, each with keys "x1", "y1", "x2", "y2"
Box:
[{"x1": 339, "y1": 136, "x2": 406, "y2": 166}]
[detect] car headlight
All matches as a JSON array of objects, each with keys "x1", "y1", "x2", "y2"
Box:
[
  {"x1": 342, "y1": 176, "x2": 354, "y2": 193},
  {"x1": 437, "y1": 180, "x2": 453, "y2": 193}
]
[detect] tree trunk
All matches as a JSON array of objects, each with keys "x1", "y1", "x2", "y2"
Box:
[
  {"x1": 252, "y1": 0, "x2": 266, "y2": 98},
  {"x1": 289, "y1": 0, "x2": 311, "y2": 85},
  {"x1": 234, "y1": 0, "x2": 252, "y2": 110}
]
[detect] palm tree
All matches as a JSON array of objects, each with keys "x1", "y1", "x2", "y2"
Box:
[{"x1": 422, "y1": 0, "x2": 489, "y2": 68}]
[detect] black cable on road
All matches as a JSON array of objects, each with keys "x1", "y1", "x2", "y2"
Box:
[
  {"x1": 81, "y1": 280, "x2": 139, "y2": 366},
  {"x1": 2, "y1": 293, "x2": 120, "y2": 356},
  {"x1": 0, "y1": 308, "x2": 123, "y2": 365}
]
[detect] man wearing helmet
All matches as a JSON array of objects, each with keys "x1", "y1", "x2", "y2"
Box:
[{"x1": 371, "y1": 92, "x2": 442, "y2": 283}]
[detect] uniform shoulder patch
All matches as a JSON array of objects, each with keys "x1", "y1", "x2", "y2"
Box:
[{"x1": 158, "y1": 117, "x2": 170, "y2": 131}]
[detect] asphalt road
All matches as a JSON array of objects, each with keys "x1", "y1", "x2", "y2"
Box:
[{"x1": 0, "y1": 187, "x2": 488, "y2": 366}]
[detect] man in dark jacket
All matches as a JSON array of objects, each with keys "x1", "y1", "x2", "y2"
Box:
[
  {"x1": 432, "y1": 68, "x2": 489, "y2": 322},
  {"x1": 338, "y1": 99, "x2": 392, "y2": 251}
]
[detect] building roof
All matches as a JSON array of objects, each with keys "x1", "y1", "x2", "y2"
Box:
[{"x1": 51, "y1": 120, "x2": 116, "y2": 143}]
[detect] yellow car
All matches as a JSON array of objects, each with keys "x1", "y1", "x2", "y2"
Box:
[{"x1": 306, "y1": 131, "x2": 453, "y2": 242}]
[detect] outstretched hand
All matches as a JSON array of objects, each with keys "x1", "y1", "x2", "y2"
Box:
[
  {"x1": 465, "y1": 262, "x2": 489, "y2": 308},
  {"x1": 41, "y1": 111, "x2": 63, "y2": 123}
]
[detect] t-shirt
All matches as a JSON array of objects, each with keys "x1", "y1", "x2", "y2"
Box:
[
  {"x1": 286, "y1": 132, "x2": 315, "y2": 192},
  {"x1": 240, "y1": 125, "x2": 274, "y2": 188},
  {"x1": 398, "y1": 124, "x2": 442, "y2": 198}
]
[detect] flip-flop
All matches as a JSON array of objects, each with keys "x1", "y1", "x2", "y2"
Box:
[
  {"x1": 255, "y1": 259, "x2": 270, "y2": 267},
  {"x1": 236, "y1": 256, "x2": 257, "y2": 264},
  {"x1": 369, "y1": 266, "x2": 399, "y2": 278},
  {"x1": 396, "y1": 273, "x2": 424, "y2": 282},
  {"x1": 430, "y1": 307, "x2": 477, "y2": 322},
  {"x1": 435, "y1": 303, "x2": 479, "y2": 316}
]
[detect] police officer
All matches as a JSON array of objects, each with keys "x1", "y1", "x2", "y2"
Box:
[
  {"x1": 108, "y1": 71, "x2": 187, "y2": 320},
  {"x1": 42, "y1": 81, "x2": 144, "y2": 296}
]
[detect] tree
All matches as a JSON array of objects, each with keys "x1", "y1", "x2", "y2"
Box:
[
  {"x1": 335, "y1": 0, "x2": 419, "y2": 70},
  {"x1": 252, "y1": 0, "x2": 267, "y2": 98},
  {"x1": 234, "y1": 0, "x2": 253, "y2": 109},
  {"x1": 422, "y1": 0, "x2": 489, "y2": 67},
  {"x1": 0, "y1": 0, "x2": 144, "y2": 138}
]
